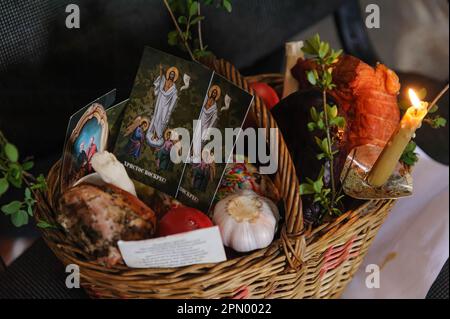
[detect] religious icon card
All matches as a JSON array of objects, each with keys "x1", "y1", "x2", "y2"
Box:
[
  {"x1": 176, "y1": 73, "x2": 254, "y2": 213},
  {"x1": 60, "y1": 89, "x2": 116, "y2": 192},
  {"x1": 106, "y1": 99, "x2": 128, "y2": 151},
  {"x1": 113, "y1": 47, "x2": 213, "y2": 197}
]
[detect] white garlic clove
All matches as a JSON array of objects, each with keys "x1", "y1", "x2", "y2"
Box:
[
  {"x1": 213, "y1": 190, "x2": 279, "y2": 252},
  {"x1": 90, "y1": 151, "x2": 137, "y2": 196}
]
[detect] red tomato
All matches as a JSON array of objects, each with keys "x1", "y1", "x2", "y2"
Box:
[
  {"x1": 157, "y1": 206, "x2": 213, "y2": 236},
  {"x1": 249, "y1": 82, "x2": 280, "y2": 110}
]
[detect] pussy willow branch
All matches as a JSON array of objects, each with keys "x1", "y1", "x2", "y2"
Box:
[{"x1": 163, "y1": 0, "x2": 196, "y2": 61}]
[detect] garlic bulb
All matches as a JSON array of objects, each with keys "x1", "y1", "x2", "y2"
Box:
[
  {"x1": 90, "y1": 151, "x2": 137, "y2": 196},
  {"x1": 213, "y1": 190, "x2": 279, "y2": 252}
]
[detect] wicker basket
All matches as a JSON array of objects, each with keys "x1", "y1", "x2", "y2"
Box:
[{"x1": 34, "y1": 58, "x2": 395, "y2": 299}]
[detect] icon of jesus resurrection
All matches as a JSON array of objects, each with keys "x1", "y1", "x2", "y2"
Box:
[{"x1": 146, "y1": 65, "x2": 180, "y2": 147}]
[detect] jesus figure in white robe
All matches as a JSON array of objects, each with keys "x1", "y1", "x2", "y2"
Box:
[
  {"x1": 192, "y1": 85, "x2": 220, "y2": 162},
  {"x1": 146, "y1": 66, "x2": 179, "y2": 147}
]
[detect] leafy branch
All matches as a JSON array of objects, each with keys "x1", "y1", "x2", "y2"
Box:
[
  {"x1": 299, "y1": 167, "x2": 345, "y2": 216},
  {"x1": 299, "y1": 34, "x2": 345, "y2": 217},
  {"x1": 164, "y1": 0, "x2": 232, "y2": 60},
  {"x1": 0, "y1": 131, "x2": 49, "y2": 227}
]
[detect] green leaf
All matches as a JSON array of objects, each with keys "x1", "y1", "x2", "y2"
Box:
[
  {"x1": 11, "y1": 210, "x2": 28, "y2": 227},
  {"x1": 331, "y1": 116, "x2": 346, "y2": 129},
  {"x1": 402, "y1": 153, "x2": 418, "y2": 166},
  {"x1": 316, "y1": 153, "x2": 326, "y2": 160},
  {"x1": 311, "y1": 34, "x2": 321, "y2": 51},
  {"x1": 31, "y1": 174, "x2": 47, "y2": 191},
  {"x1": 317, "y1": 118, "x2": 325, "y2": 130},
  {"x1": 178, "y1": 15, "x2": 187, "y2": 25},
  {"x1": 332, "y1": 49, "x2": 343, "y2": 61},
  {"x1": 400, "y1": 141, "x2": 418, "y2": 166},
  {"x1": 321, "y1": 138, "x2": 330, "y2": 153},
  {"x1": 2, "y1": 201, "x2": 22, "y2": 215},
  {"x1": 322, "y1": 188, "x2": 331, "y2": 197},
  {"x1": 337, "y1": 116, "x2": 346, "y2": 128},
  {"x1": 318, "y1": 41, "x2": 329, "y2": 59},
  {"x1": 222, "y1": 0, "x2": 232, "y2": 12},
  {"x1": 430, "y1": 116, "x2": 447, "y2": 128},
  {"x1": 307, "y1": 122, "x2": 316, "y2": 132},
  {"x1": 313, "y1": 179, "x2": 323, "y2": 193},
  {"x1": 36, "y1": 220, "x2": 56, "y2": 229},
  {"x1": 312, "y1": 69, "x2": 319, "y2": 80},
  {"x1": 27, "y1": 204, "x2": 33, "y2": 216},
  {"x1": 307, "y1": 70, "x2": 317, "y2": 86},
  {"x1": 4, "y1": 143, "x2": 19, "y2": 162},
  {"x1": 302, "y1": 42, "x2": 316, "y2": 55},
  {"x1": 167, "y1": 30, "x2": 179, "y2": 46},
  {"x1": 310, "y1": 107, "x2": 319, "y2": 122},
  {"x1": 22, "y1": 161, "x2": 34, "y2": 171},
  {"x1": 405, "y1": 140, "x2": 416, "y2": 153},
  {"x1": 304, "y1": 40, "x2": 315, "y2": 54},
  {"x1": 185, "y1": 30, "x2": 193, "y2": 40},
  {"x1": 0, "y1": 178, "x2": 9, "y2": 196},
  {"x1": 332, "y1": 208, "x2": 343, "y2": 215},
  {"x1": 190, "y1": 15, "x2": 205, "y2": 25},
  {"x1": 189, "y1": 1, "x2": 199, "y2": 17},
  {"x1": 193, "y1": 48, "x2": 213, "y2": 59},
  {"x1": 314, "y1": 136, "x2": 323, "y2": 149},
  {"x1": 7, "y1": 164, "x2": 22, "y2": 188},
  {"x1": 324, "y1": 70, "x2": 332, "y2": 87},
  {"x1": 25, "y1": 187, "x2": 31, "y2": 199},
  {"x1": 299, "y1": 183, "x2": 315, "y2": 195},
  {"x1": 317, "y1": 166, "x2": 325, "y2": 180},
  {"x1": 428, "y1": 104, "x2": 439, "y2": 114},
  {"x1": 327, "y1": 104, "x2": 338, "y2": 118}
]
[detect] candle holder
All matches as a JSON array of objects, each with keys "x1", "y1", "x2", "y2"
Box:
[{"x1": 340, "y1": 144, "x2": 413, "y2": 200}]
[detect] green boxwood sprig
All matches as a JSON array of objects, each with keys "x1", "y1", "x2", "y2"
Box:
[{"x1": 1, "y1": 132, "x2": 48, "y2": 227}]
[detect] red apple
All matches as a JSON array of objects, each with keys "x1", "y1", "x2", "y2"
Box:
[
  {"x1": 157, "y1": 206, "x2": 213, "y2": 236},
  {"x1": 249, "y1": 82, "x2": 280, "y2": 110}
]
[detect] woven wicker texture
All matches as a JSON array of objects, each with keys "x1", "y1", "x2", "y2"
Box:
[{"x1": 34, "y1": 59, "x2": 395, "y2": 299}]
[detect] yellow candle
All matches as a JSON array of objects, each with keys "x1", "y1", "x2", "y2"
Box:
[{"x1": 367, "y1": 89, "x2": 428, "y2": 187}]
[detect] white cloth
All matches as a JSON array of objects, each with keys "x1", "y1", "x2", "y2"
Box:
[
  {"x1": 146, "y1": 75, "x2": 178, "y2": 146},
  {"x1": 342, "y1": 147, "x2": 449, "y2": 299}
]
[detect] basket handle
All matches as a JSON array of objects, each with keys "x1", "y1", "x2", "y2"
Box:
[{"x1": 203, "y1": 57, "x2": 304, "y2": 237}]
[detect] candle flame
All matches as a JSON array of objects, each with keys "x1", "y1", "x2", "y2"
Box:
[{"x1": 408, "y1": 89, "x2": 422, "y2": 108}]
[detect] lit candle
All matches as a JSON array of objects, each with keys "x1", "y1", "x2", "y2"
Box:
[{"x1": 367, "y1": 89, "x2": 428, "y2": 187}]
